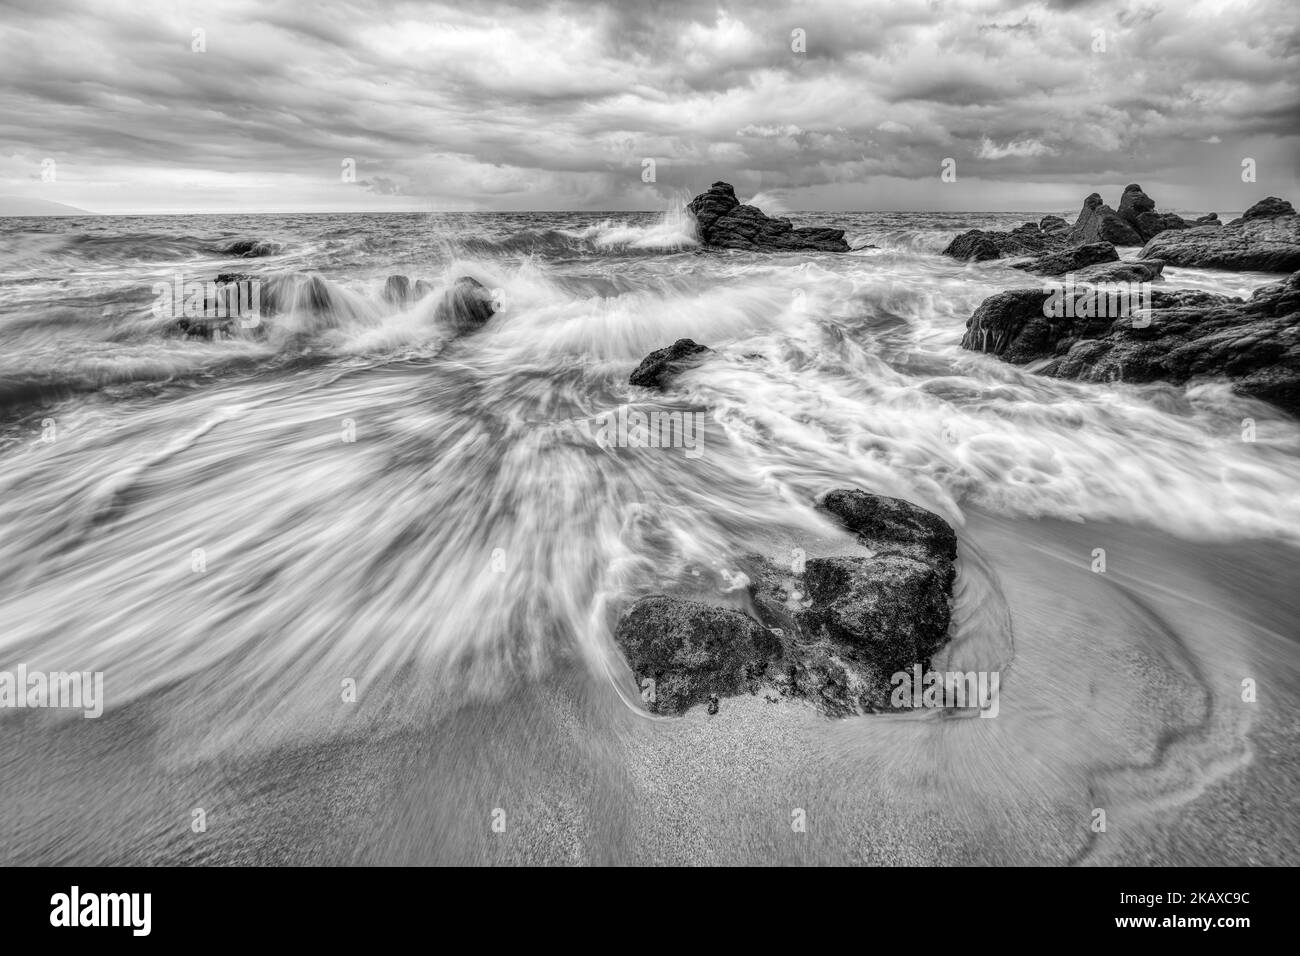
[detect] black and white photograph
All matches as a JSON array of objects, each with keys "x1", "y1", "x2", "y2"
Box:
[{"x1": 0, "y1": 0, "x2": 1295, "y2": 918}]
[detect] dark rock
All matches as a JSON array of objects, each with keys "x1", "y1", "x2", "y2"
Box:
[
  {"x1": 222, "y1": 238, "x2": 281, "y2": 258},
  {"x1": 172, "y1": 273, "x2": 274, "y2": 339},
  {"x1": 1009, "y1": 241, "x2": 1119, "y2": 276},
  {"x1": 1138, "y1": 213, "x2": 1300, "y2": 272},
  {"x1": 612, "y1": 490, "x2": 958, "y2": 718},
  {"x1": 942, "y1": 225, "x2": 1065, "y2": 262},
  {"x1": 819, "y1": 488, "x2": 957, "y2": 563},
  {"x1": 960, "y1": 272, "x2": 1300, "y2": 415},
  {"x1": 1115, "y1": 184, "x2": 1193, "y2": 243},
  {"x1": 382, "y1": 275, "x2": 411, "y2": 304},
  {"x1": 629, "y1": 338, "x2": 714, "y2": 389},
  {"x1": 1195, "y1": 213, "x2": 1220, "y2": 226},
  {"x1": 612, "y1": 595, "x2": 781, "y2": 715},
  {"x1": 1040, "y1": 215, "x2": 1069, "y2": 234},
  {"x1": 432, "y1": 276, "x2": 497, "y2": 333},
  {"x1": 706, "y1": 694, "x2": 720, "y2": 715},
  {"x1": 1069, "y1": 193, "x2": 1143, "y2": 246},
  {"x1": 686, "y1": 182, "x2": 849, "y2": 252},
  {"x1": 1228, "y1": 197, "x2": 1296, "y2": 226},
  {"x1": 1072, "y1": 259, "x2": 1165, "y2": 283}
]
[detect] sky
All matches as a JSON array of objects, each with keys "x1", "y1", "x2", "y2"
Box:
[{"x1": 0, "y1": 0, "x2": 1297, "y2": 214}]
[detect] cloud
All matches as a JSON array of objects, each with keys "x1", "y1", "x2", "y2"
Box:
[
  {"x1": 976, "y1": 137, "x2": 1059, "y2": 159},
  {"x1": 0, "y1": 0, "x2": 1294, "y2": 212}
]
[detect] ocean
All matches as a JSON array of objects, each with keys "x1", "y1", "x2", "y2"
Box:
[{"x1": 0, "y1": 208, "x2": 1297, "y2": 864}]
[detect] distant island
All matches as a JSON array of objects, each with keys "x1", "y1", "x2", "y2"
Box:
[{"x1": 0, "y1": 196, "x2": 94, "y2": 217}]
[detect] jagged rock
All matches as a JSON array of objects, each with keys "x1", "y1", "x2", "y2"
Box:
[
  {"x1": 1009, "y1": 241, "x2": 1119, "y2": 276},
  {"x1": 1138, "y1": 211, "x2": 1300, "y2": 272},
  {"x1": 1116, "y1": 184, "x2": 1193, "y2": 243},
  {"x1": 612, "y1": 490, "x2": 958, "y2": 717},
  {"x1": 960, "y1": 272, "x2": 1300, "y2": 414},
  {"x1": 1069, "y1": 193, "x2": 1143, "y2": 246},
  {"x1": 629, "y1": 338, "x2": 714, "y2": 389},
  {"x1": 432, "y1": 276, "x2": 497, "y2": 333},
  {"x1": 1228, "y1": 197, "x2": 1296, "y2": 226},
  {"x1": 686, "y1": 182, "x2": 849, "y2": 252}
]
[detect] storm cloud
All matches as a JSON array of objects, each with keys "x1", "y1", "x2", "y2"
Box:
[{"x1": 1, "y1": 0, "x2": 1296, "y2": 212}]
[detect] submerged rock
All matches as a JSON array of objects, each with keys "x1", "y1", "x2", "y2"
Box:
[
  {"x1": 629, "y1": 338, "x2": 714, "y2": 389},
  {"x1": 1138, "y1": 204, "x2": 1300, "y2": 272},
  {"x1": 686, "y1": 182, "x2": 850, "y2": 252},
  {"x1": 222, "y1": 238, "x2": 281, "y2": 258},
  {"x1": 960, "y1": 271, "x2": 1300, "y2": 414},
  {"x1": 613, "y1": 489, "x2": 958, "y2": 717},
  {"x1": 432, "y1": 276, "x2": 497, "y2": 333}
]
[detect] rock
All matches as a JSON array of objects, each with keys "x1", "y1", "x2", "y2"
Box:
[
  {"x1": 172, "y1": 273, "x2": 275, "y2": 339},
  {"x1": 222, "y1": 238, "x2": 281, "y2": 258},
  {"x1": 1009, "y1": 241, "x2": 1119, "y2": 276},
  {"x1": 1195, "y1": 213, "x2": 1220, "y2": 226},
  {"x1": 612, "y1": 489, "x2": 958, "y2": 717},
  {"x1": 1115, "y1": 184, "x2": 1193, "y2": 243},
  {"x1": 942, "y1": 225, "x2": 1065, "y2": 262},
  {"x1": 629, "y1": 338, "x2": 714, "y2": 389},
  {"x1": 1228, "y1": 197, "x2": 1296, "y2": 226},
  {"x1": 960, "y1": 272, "x2": 1300, "y2": 415},
  {"x1": 686, "y1": 182, "x2": 850, "y2": 252},
  {"x1": 1069, "y1": 193, "x2": 1143, "y2": 246},
  {"x1": 612, "y1": 595, "x2": 781, "y2": 715},
  {"x1": 1138, "y1": 213, "x2": 1300, "y2": 272},
  {"x1": 382, "y1": 275, "x2": 411, "y2": 304},
  {"x1": 1072, "y1": 259, "x2": 1165, "y2": 283},
  {"x1": 819, "y1": 488, "x2": 957, "y2": 564},
  {"x1": 1040, "y1": 215, "x2": 1069, "y2": 234},
  {"x1": 432, "y1": 276, "x2": 497, "y2": 333},
  {"x1": 413, "y1": 279, "x2": 435, "y2": 298}
]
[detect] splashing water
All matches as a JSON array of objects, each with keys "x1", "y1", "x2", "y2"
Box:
[{"x1": 0, "y1": 208, "x2": 1296, "y2": 864}]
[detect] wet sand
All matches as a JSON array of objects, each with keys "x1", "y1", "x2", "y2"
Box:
[{"x1": 2, "y1": 512, "x2": 1295, "y2": 866}]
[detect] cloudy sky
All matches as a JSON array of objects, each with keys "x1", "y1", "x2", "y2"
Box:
[{"x1": 1, "y1": 0, "x2": 1296, "y2": 214}]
